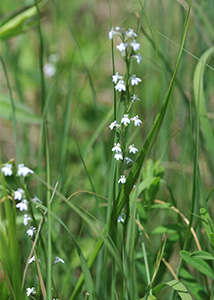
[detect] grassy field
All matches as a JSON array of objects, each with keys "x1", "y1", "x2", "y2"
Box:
[{"x1": 0, "y1": 0, "x2": 214, "y2": 299}]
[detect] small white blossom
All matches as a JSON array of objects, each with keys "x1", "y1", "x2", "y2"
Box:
[
  {"x1": 17, "y1": 164, "x2": 34, "y2": 177},
  {"x1": 43, "y1": 63, "x2": 56, "y2": 77},
  {"x1": 121, "y1": 114, "x2": 130, "y2": 126},
  {"x1": 115, "y1": 26, "x2": 120, "y2": 31},
  {"x1": 117, "y1": 213, "x2": 124, "y2": 223},
  {"x1": 126, "y1": 28, "x2": 137, "y2": 38},
  {"x1": 53, "y1": 256, "x2": 65, "y2": 264},
  {"x1": 133, "y1": 53, "x2": 142, "y2": 64},
  {"x1": 118, "y1": 175, "x2": 126, "y2": 184},
  {"x1": 1, "y1": 164, "x2": 12, "y2": 176},
  {"x1": 130, "y1": 40, "x2": 141, "y2": 51},
  {"x1": 27, "y1": 226, "x2": 36, "y2": 237},
  {"x1": 14, "y1": 188, "x2": 25, "y2": 201},
  {"x1": 26, "y1": 287, "x2": 36, "y2": 296},
  {"x1": 28, "y1": 256, "x2": 35, "y2": 264},
  {"x1": 124, "y1": 157, "x2": 134, "y2": 164},
  {"x1": 131, "y1": 94, "x2": 140, "y2": 102},
  {"x1": 109, "y1": 27, "x2": 114, "y2": 39},
  {"x1": 131, "y1": 115, "x2": 142, "y2": 126},
  {"x1": 16, "y1": 199, "x2": 28, "y2": 211},
  {"x1": 112, "y1": 143, "x2": 122, "y2": 153},
  {"x1": 23, "y1": 214, "x2": 32, "y2": 226},
  {"x1": 109, "y1": 120, "x2": 120, "y2": 130},
  {"x1": 115, "y1": 80, "x2": 126, "y2": 92},
  {"x1": 128, "y1": 144, "x2": 139, "y2": 154},
  {"x1": 116, "y1": 42, "x2": 127, "y2": 53},
  {"x1": 112, "y1": 72, "x2": 123, "y2": 84},
  {"x1": 114, "y1": 153, "x2": 123, "y2": 161},
  {"x1": 130, "y1": 75, "x2": 142, "y2": 86}
]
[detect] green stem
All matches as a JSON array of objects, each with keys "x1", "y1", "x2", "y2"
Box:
[
  {"x1": 0, "y1": 56, "x2": 20, "y2": 162},
  {"x1": 34, "y1": 0, "x2": 46, "y2": 114},
  {"x1": 45, "y1": 123, "x2": 52, "y2": 300}
]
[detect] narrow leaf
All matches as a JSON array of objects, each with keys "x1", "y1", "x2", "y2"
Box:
[{"x1": 180, "y1": 251, "x2": 214, "y2": 279}]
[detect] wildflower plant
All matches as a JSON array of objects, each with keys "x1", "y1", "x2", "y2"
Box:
[
  {"x1": 2, "y1": 0, "x2": 213, "y2": 299},
  {"x1": 108, "y1": 26, "x2": 142, "y2": 223}
]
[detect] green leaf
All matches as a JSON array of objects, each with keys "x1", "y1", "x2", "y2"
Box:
[
  {"x1": 152, "y1": 224, "x2": 185, "y2": 235},
  {"x1": 147, "y1": 296, "x2": 158, "y2": 300},
  {"x1": 180, "y1": 268, "x2": 208, "y2": 300},
  {"x1": 190, "y1": 250, "x2": 214, "y2": 260},
  {"x1": 193, "y1": 46, "x2": 214, "y2": 163},
  {"x1": 153, "y1": 280, "x2": 193, "y2": 300},
  {"x1": 139, "y1": 294, "x2": 158, "y2": 300},
  {"x1": 200, "y1": 208, "x2": 214, "y2": 247},
  {"x1": 0, "y1": 1, "x2": 47, "y2": 40},
  {"x1": 0, "y1": 95, "x2": 41, "y2": 124},
  {"x1": 180, "y1": 251, "x2": 214, "y2": 279}
]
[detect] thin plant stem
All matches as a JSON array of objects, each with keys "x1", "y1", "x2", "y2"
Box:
[
  {"x1": 45, "y1": 122, "x2": 52, "y2": 300},
  {"x1": 0, "y1": 56, "x2": 20, "y2": 162}
]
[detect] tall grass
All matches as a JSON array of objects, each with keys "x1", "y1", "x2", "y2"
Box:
[{"x1": 0, "y1": 0, "x2": 214, "y2": 299}]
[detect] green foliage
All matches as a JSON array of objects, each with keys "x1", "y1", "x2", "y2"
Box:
[
  {"x1": 180, "y1": 251, "x2": 214, "y2": 279},
  {"x1": 153, "y1": 280, "x2": 193, "y2": 300},
  {"x1": 0, "y1": 0, "x2": 47, "y2": 40},
  {"x1": 0, "y1": 0, "x2": 213, "y2": 299}
]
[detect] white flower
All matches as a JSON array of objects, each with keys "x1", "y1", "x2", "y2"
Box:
[
  {"x1": 53, "y1": 256, "x2": 65, "y2": 264},
  {"x1": 27, "y1": 226, "x2": 36, "y2": 237},
  {"x1": 112, "y1": 72, "x2": 123, "y2": 84},
  {"x1": 26, "y1": 287, "x2": 36, "y2": 296},
  {"x1": 115, "y1": 80, "x2": 126, "y2": 92},
  {"x1": 114, "y1": 153, "x2": 123, "y2": 161},
  {"x1": 130, "y1": 75, "x2": 142, "y2": 86},
  {"x1": 115, "y1": 26, "x2": 120, "y2": 31},
  {"x1": 112, "y1": 143, "x2": 122, "y2": 153},
  {"x1": 43, "y1": 63, "x2": 56, "y2": 77},
  {"x1": 109, "y1": 120, "x2": 120, "y2": 130},
  {"x1": 131, "y1": 94, "x2": 140, "y2": 102},
  {"x1": 16, "y1": 199, "x2": 28, "y2": 211},
  {"x1": 128, "y1": 144, "x2": 139, "y2": 154},
  {"x1": 118, "y1": 175, "x2": 126, "y2": 184},
  {"x1": 130, "y1": 40, "x2": 141, "y2": 51},
  {"x1": 17, "y1": 164, "x2": 34, "y2": 177},
  {"x1": 109, "y1": 27, "x2": 114, "y2": 39},
  {"x1": 121, "y1": 114, "x2": 130, "y2": 126},
  {"x1": 133, "y1": 53, "x2": 142, "y2": 64},
  {"x1": 131, "y1": 115, "x2": 142, "y2": 126},
  {"x1": 1, "y1": 164, "x2": 12, "y2": 176},
  {"x1": 117, "y1": 213, "x2": 125, "y2": 223},
  {"x1": 126, "y1": 28, "x2": 137, "y2": 38},
  {"x1": 116, "y1": 42, "x2": 127, "y2": 53},
  {"x1": 28, "y1": 256, "x2": 35, "y2": 264},
  {"x1": 14, "y1": 188, "x2": 25, "y2": 201},
  {"x1": 23, "y1": 214, "x2": 32, "y2": 226},
  {"x1": 124, "y1": 157, "x2": 134, "y2": 164}
]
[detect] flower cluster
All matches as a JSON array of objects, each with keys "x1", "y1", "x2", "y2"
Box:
[
  {"x1": 1, "y1": 163, "x2": 34, "y2": 177},
  {"x1": 108, "y1": 27, "x2": 143, "y2": 191},
  {"x1": 1, "y1": 160, "x2": 64, "y2": 298}
]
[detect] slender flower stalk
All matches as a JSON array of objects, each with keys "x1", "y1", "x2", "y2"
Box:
[{"x1": 108, "y1": 26, "x2": 143, "y2": 226}]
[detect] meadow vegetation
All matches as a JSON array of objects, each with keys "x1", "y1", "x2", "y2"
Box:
[{"x1": 0, "y1": 0, "x2": 214, "y2": 299}]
